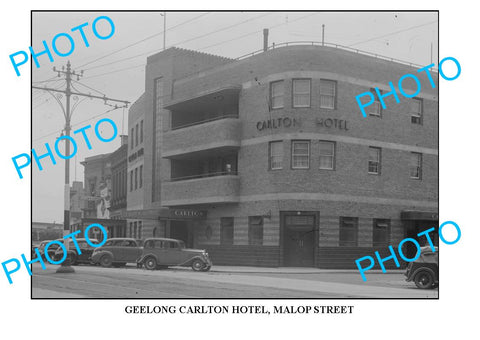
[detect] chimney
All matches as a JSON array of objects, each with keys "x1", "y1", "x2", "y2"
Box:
[
  {"x1": 120, "y1": 135, "x2": 128, "y2": 146},
  {"x1": 263, "y1": 28, "x2": 269, "y2": 52}
]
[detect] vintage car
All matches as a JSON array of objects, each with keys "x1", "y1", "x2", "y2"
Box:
[
  {"x1": 91, "y1": 238, "x2": 143, "y2": 267},
  {"x1": 37, "y1": 239, "x2": 63, "y2": 260},
  {"x1": 138, "y1": 238, "x2": 212, "y2": 271},
  {"x1": 53, "y1": 238, "x2": 99, "y2": 265},
  {"x1": 405, "y1": 246, "x2": 438, "y2": 289}
]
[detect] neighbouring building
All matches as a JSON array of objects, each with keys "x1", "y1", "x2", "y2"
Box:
[
  {"x1": 32, "y1": 222, "x2": 63, "y2": 242},
  {"x1": 128, "y1": 42, "x2": 438, "y2": 269}
]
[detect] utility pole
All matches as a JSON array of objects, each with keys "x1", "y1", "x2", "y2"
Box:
[
  {"x1": 163, "y1": 11, "x2": 167, "y2": 50},
  {"x1": 32, "y1": 61, "x2": 129, "y2": 273},
  {"x1": 322, "y1": 24, "x2": 325, "y2": 46}
]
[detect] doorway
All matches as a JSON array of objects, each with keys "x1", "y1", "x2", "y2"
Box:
[
  {"x1": 281, "y1": 212, "x2": 317, "y2": 267},
  {"x1": 169, "y1": 220, "x2": 193, "y2": 248}
]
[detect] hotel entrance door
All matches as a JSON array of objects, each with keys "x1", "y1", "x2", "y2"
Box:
[{"x1": 282, "y1": 213, "x2": 317, "y2": 267}]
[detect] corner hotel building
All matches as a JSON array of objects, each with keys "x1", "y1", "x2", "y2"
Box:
[{"x1": 126, "y1": 43, "x2": 438, "y2": 269}]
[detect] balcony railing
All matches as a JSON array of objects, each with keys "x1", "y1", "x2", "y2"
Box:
[
  {"x1": 169, "y1": 170, "x2": 238, "y2": 182},
  {"x1": 171, "y1": 114, "x2": 238, "y2": 131}
]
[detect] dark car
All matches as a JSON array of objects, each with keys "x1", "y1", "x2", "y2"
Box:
[
  {"x1": 37, "y1": 239, "x2": 63, "y2": 260},
  {"x1": 91, "y1": 238, "x2": 143, "y2": 267},
  {"x1": 53, "y1": 238, "x2": 99, "y2": 265},
  {"x1": 405, "y1": 246, "x2": 438, "y2": 289},
  {"x1": 138, "y1": 238, "x2": 212, "y2": 271}
]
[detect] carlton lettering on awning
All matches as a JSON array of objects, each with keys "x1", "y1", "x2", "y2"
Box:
[{"x1": 170, "y1": 209, "x2": 206, "y2": 219}]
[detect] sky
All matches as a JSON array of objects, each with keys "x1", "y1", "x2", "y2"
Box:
[{"x1": 31, "y1": 11, "x2": 438, "y2": 223}]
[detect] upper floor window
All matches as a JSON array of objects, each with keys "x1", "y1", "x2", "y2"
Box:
[
  {"x1": 270, "y1": 80, "x2": 284, "y2": 110},
  {"x1": 368, "y1": 147, "x2": 381, "y2": 175},
  {"x1": 135, "y1": 123, "x2": 139, "y2": 146},
  {"x1": 140, "y1": 120, "x2": 144, "y2": 143},
  {"x1": 134, "y1": 168, "x2": 138, "y2": 190},
  {"x1": 369, "y1": 88, "x2": 382, "y2": 117},
  {"x1": 291, "y1": 140, "x2": 310, "y2": 169},
  {"x1": 130, "y1": 128, "x2": 134, "y2": 150},
  {"x1": 320, "y1": 79, "x2": 336, "y2": 109},
  {"x1": 139, "y1": 165, "x2": 143, "y2": 188},
  {"x1": 410, "y1": 152, "x2": 422, "y2": 179},
  {"x1": 155, "y1": 78, "x2": 163, "y2": 115},
  {"x1": 269, "y1": 141, "x2": 283, "y2": 170},
  {"x1": 411, "y1": 98, "x2": 423, "y2": 124},
  {"x1": 319, "y1": 141, "x2": 335, "y2": 170},
  {"x1": 129, "y1": 170, "x2": 133, "y2": 192},
  {"x1": 292, "y1": 79, "x2": 311, "y2": 108}
]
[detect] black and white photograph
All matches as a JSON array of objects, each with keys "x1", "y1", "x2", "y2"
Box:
[
  {"x1": 29, "y1": 10, "x2": 439, "y2": 299},
  {"x1": 1, "y1": 1, "x2": 478, "y2": 339}
]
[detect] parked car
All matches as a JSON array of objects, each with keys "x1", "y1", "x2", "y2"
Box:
[
  {"x1": 53, "y1": 238, "x2": 99, "y2": 265},
  {"x1": 405, "y1": 246, "x2": 438, "y2": 289},
  {"x1": 138, "y1": 238, "x2": 212, "y2": 271},
  {"x1": 37, "y1": 239, "x2": 63, "y2": 260},
  {"x1": 91, "y1": 238, "x2": 143, "y2": 267}
]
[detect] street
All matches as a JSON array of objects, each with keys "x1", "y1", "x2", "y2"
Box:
[{"x1": 32, "y1": 263, "x2": 438, "y2": 298}]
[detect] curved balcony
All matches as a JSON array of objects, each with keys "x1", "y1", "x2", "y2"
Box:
[
  {"x1": 161, "y1": 173, "x2": 240, "y2": 206},
  {"x1": 162, "y1": 116, "x2": 241, "y2": 159}
]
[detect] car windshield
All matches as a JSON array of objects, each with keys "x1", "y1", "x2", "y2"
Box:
[{"x1": 177, "y1": 241, "x2": 186, "y2": 249}]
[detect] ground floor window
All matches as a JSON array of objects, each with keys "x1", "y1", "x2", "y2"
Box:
[
  {"x1": 248, "y1": 216, "x2": 264, "y2": 245},
  {"x1": 339, "y1": 217, "x2": 358, "y2": 246},
  {"x1": 220, "y1": 217, "x2": 234, "y2": 245},
  {"x1": 373, "y1": 219, "x2": 390, "y2": 247}
]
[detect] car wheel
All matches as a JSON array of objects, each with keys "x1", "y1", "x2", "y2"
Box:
[
  {"x1": 191, "y1": 259, "x2": 206, "y2": 272},
  {"x1": 144, "y1": 257, "x2": 157, "y2": 270},
  {"x1": 100, "y1": 255, "x2": 113, "y2": 268},
  {"x1": 414, "y1": 271, "x2": 434, "y2": 289},
  {"x1": 200, "y1": 266, "x2": 211, "y2": 272},
  {"x1": 69, "y1": 253, "x2": 77, "y2": 266}
]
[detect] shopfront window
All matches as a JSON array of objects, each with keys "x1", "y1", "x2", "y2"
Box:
[
  {"x1": 248, "y1": 216, "x2": 264, "y2": 246},
  {"x1": 220, "y1": 217, "x2": 234, "y2": 245},
  {"x1": 339, "y1": 217, "x2": 358, "y2": 246}
]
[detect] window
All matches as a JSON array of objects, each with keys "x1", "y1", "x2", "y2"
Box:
[
  {"x1": 139, "y1": 165, "x2": 143, "y2": 188},
  {"x1": 410, "y1": 152, "x2": 422, "y2": 179},
  {"x1": 319, "y1": 141, "x2": 335, "y2": 170},
  {"x1": 373, "y1": 219, "x2": 390, "y2": 247},
  {"x1": 320, "y1": 79, "x2": 336, "y2": 109},
  {"x1": 293, "y1": 79, "x2": 311, "y2": 108},
  {"x1": 155, "y1": 78, "x2": 163, "y2": 115},
  {"x1": 292, "y1": 141, "x2": 310, "y2": 169},
  {"x1": 130, "y1": 128, "x2": 134, "y2": 149},
  {"x1": 135, "y1": 124, "x2": 139, "y2": 146},
  {"x1": 270, "y1": 80, "x2": 284, "y2": 109},
  {"x1": 133, "y1": 221, "x2": 137, "y2": 239},
  {"x1": 130, "y1": 170, "x2": 133, "y2": 192},
  {"x1": 134, "y1": 168, "x2": 138, "y2": 190},
  {"x1": 138, "y1": 221, "x2": 142, "y2": 239},
  {"x1": 220, "y1": 217, "x2": 234, "y2": 245},
  {"x1": 339, "y1": 217, "x2": 358, "y2": 246},
  {"x1": 269, "y1": 141, "x2": 283, "y2": 170},
  {"x1": 129, "y1": 222, "x2": 132, "y2": 237},
  {"x1": 411, "y1": 98, "x2": 423, "y2": 124},
  {"x1": 369, "y1": 88, "x2": 382, "y2": 117},
  {"x1": 248, "y1": 216, "x2": 264, "y2": 246},
  {"x1": 140, "y1": 120, "x2": 144, "y2": 143},
  {"x1": 368, "y1": 147, "x2": 381, "y2": 174}
]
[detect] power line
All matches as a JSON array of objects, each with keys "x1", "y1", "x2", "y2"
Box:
[
  {"x1": 198, "y1": 13, "x2": 316, "y2": 51},
  {"x1": 82, "y1": 64, "x2": 145, "y2": 80},
  {"x1": 77, "y1": 12, "x2": 211, "y2": 69},
  {"x1": 33, "y1": 106, "x2": 122, "y2": 142},
  {"x1": 348, "y1": 20, "x2": 437, "y2": 47},
  {"x1": 81, "y1": 13, "x2": 272, "y2": 74}
]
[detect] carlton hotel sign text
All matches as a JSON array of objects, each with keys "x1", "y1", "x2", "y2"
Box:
[{"x1": 256, "y1": 116, "x2": 349, "y2": 131}]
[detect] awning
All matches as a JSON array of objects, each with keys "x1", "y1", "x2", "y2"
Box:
[
  {"x1": 401, "y1": 210, "x2": 439, "y2": 221},
  {"x1": 122, "y1": 208, "x2": 207, "y2": 220}
]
